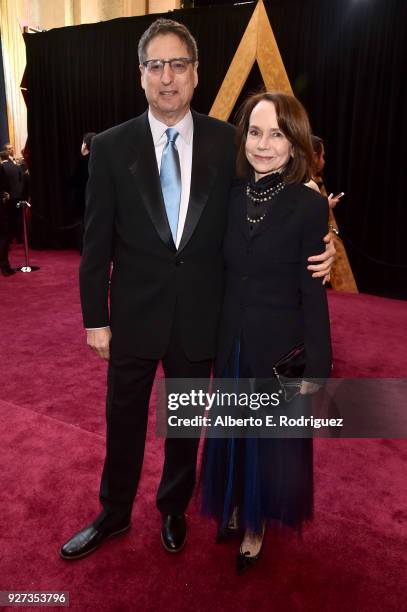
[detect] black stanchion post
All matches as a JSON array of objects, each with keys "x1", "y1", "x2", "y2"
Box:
[{"x1": 16, "y1": 200, "x2": 40, "y2": 273}]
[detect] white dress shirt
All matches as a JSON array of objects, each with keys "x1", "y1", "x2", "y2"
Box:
[{"x1": 87, "y1": 109, "x2": 194, "y2": 330}]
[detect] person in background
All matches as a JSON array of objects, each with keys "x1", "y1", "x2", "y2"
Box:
[
  {"x1": 0, "y1": 150, "x2": 14, "y2": 276},
  {"x1": 1, "y1": 142, "x2": 28, "y2": 244},
  {"x1": 307, "y1": 135, "x2": 344, "y2": 209},
  {"x1": 201, "y1": 92, "x2": 332, "y2": 575},
  {"x1": 70, "y1": 132, "x2": 96, "y2": 252}
]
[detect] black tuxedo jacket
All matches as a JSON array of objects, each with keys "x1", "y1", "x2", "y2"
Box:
[
  {"x1": 79, "y1": 110, "x2": 236, "y2": 360},
  {"x1": 2, "y1": 160, "x2": 26, "y2": 200},
  {"x1": 216, "y1": 180, "x2": 332, "y2": 379}
]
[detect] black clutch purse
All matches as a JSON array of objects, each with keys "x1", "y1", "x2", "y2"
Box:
[{"x1": 272, "y1": 344, "x2": 305, "y2": 402}]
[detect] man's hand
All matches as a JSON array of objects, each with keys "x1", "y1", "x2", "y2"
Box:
[
  {"x1": 86, "y1": 328, "x2": 112, "y2": 360},
  {"x1": 307, "y1": 232, "x2": 336, "y2": 284}
]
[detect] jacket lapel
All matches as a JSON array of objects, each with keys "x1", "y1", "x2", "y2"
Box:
[
  {"x1": 177, "y1": 111, "x2": 217, "y2": 254},
  {"x1": 128, "y1": 112, "x2": 176, "y2": 252},
  {"x1": 236, "y1": 183, "x2": 251, "y2": 241}
]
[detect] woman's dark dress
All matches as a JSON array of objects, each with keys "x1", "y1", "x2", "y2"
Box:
[{"x1": 201, "y1": 173, "x2": 332, "y2": 534}]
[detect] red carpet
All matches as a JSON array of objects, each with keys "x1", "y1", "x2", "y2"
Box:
[{"x1": 0, "y1": 245, "x2": 406, "y2": 611}]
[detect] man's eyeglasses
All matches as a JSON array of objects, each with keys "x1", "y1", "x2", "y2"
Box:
[{"x1": 142, "y1": 58, "x2": 195, "y2": 75}]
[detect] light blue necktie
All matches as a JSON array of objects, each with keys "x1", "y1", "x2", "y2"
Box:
[{"x1": 160, "y1": 128, "x2": 181, "y2": 244}]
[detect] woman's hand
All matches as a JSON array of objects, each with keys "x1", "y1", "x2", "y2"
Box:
[
  {"x1": 299, "y1": 380, "x2": 321, "y2": 395},
  {"x1": 328, "y1": 192, "x2": 345, "y2": 209}
]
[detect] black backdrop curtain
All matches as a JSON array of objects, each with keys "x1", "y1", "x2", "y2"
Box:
[
  {"x1": 0, "y1": 38, "x2": 9, "y2": 147},
  {"x1": 23, "y1": 0, "x2": 407, "y2": 298}
]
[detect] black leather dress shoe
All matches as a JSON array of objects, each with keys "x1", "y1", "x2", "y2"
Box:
[
  {"x1": 161, "y1": 514, "x2": 186, "y2": 553},
  {"x1": 60, "y1": 522, "x2": 130, "y2": 560},
  {"x1": 1, "y1": 266, "x2": 16, "y2": 276}
]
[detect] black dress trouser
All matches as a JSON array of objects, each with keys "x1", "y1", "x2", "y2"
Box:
[
  {"x1": 94, "y1": 311, "x2": 212, "y2": 532},
  {"x1": 0, "y1": 202, "x2": 10, "y2": 269}
]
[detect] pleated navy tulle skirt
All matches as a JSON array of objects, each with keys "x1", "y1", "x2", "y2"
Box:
[{"x1": 200, "y1": 337, "x2": 313, "y2": 535}]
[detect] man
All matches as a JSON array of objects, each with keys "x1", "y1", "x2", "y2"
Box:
[
  {"x1": 0, "y1": 152, "x2": 13, "y2": 276},
  {"x1": 2, "y1": 142, "x2": 28, "y2": 244},
  {"x1": 60, "y1": 18, "x2": 334, "y2": 560}
]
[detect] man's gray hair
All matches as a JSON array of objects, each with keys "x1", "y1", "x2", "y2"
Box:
[{"x1": 138, "y1": 18, "x2": 198, "y2": 65}]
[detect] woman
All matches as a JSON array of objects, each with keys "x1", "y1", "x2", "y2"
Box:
[
  {"x1": 307, "y1": 134, "x2": 344, "y2": 209},
  {"x1": 201, "y1": 92, "x2": 332, "y2": 574}
]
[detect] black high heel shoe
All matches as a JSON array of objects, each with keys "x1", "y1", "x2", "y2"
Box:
[
  {"x1": 236, "y1": 527, "x2": 265, "y2": 575},
  {"x1": 236, "y1": 546, "x2": 263, "y2": 575}
]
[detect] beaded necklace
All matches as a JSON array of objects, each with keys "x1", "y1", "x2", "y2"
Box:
[{"x1": 246, "y1": 174, "x2": 286, "y2": 224}]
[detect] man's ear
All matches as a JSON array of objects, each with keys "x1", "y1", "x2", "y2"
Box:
[
  {"x1": 193, "y1": 61, "x2": 199, "y2": 89},
  {"x1": 139, "y1": 65, "x2": 145, "y2": 91}
]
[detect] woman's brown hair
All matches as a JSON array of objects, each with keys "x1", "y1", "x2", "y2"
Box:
[{"x1": 235, "y1": 91, "x2": 314, "y2": 184}]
